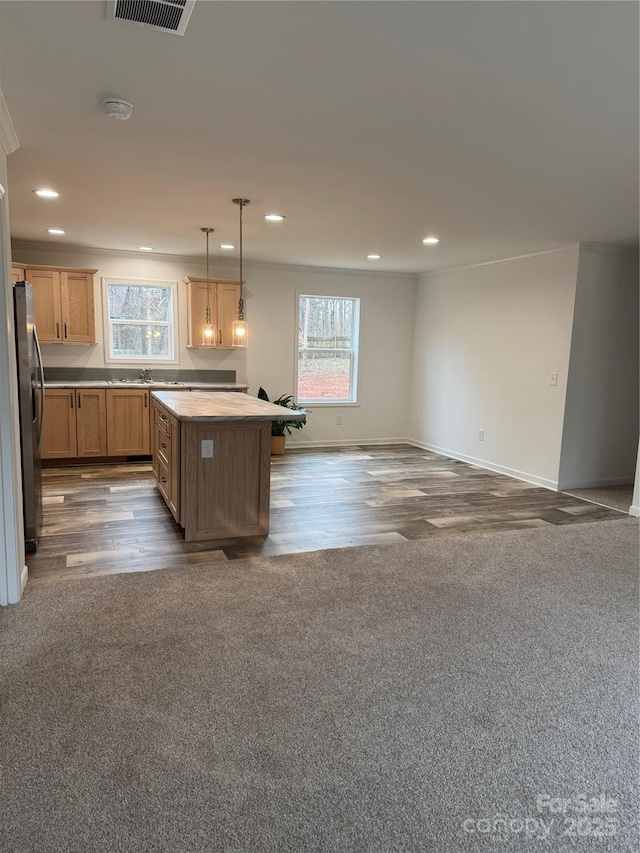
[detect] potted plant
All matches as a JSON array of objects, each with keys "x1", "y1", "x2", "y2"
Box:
[{"x1": 257, "y1": 387, "x2": 308, "y2": 454}]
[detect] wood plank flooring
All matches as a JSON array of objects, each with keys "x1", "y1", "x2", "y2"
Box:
[{"x1": 27, "y1": 445, "x2": 625, "y2": 585}]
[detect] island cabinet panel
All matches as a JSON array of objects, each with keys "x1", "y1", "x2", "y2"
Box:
[
  {"x1": 153, "y1": 404, "x2": 180, "y2": 521},
  {"x1": 182, "y1": 421, "x2": 271, "y2": 541},
  {"x1": 106, "y1": 389, "x2": 150, "y2": 456},
  {"x1": 76, "y1": 389, "x2": 106, "y2": 457},
  {"x1": 41, "y1": 390, "x2": 78, "y2": 459}
]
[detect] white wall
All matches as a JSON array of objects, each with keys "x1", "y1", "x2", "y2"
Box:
[
  {"x1": 557, "y1": 246, "x2": 639, "y2": 489},
  {"x1": 0, "y1": 82, "x2": 23, "y2": 602},
  {"x1": 409, "y1": 248, "x2": 580, "y2": 488},
  {"x1": 12, "y1": 243, "x2": 416, "y2": 446}
]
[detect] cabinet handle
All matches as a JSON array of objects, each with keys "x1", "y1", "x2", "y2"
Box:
[
  {"x1": 77, "y1": 393, "x2": 81, "y2": 408},
  {"x1": 219, "y1": 330, "x2": 222, "y2": 345},
  {"x1": 63, "y1": 323, "x2": 67, "y2": 339},
  {"x1": 159, "y1": 414, "x2": 167, "y2": 421},
  {"x1": 144, "y1": 395, "x2": 148, "y2": 408},
  {"x1": 56, "y1": 322, "x2": 60, "y2": 339},
  {"x1": 160, "y1": 477, "x2": 167, "y2": 484},
  {"x1": 69, "y1": 392, "x2": 74, "y2": 408},
  {"x1": 161, "y1": 442, "x2": 167, "y2": 449}
]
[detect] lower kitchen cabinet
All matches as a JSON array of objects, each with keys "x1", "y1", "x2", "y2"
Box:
[
  {"x1": 42, "y1": 387, "x2": 150, "y2": 459},
  {"x1": 152, "y1": 401, "x2": 181, "y2": 521},
  {"x1": 106, "y1": 389, "x2": 150, "y2": 456},
  {"x1": 76, "y1": 389, "x2": 107, "y2": 456},
  {"x1": 42, "y1": 388, "x2": 107, "y2": 459},
  {"x1": 41, "y1": 389, "x2": 78, "y2": 459}
]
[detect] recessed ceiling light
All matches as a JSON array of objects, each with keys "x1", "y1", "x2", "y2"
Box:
[
  {"x1": 33, "y1": 188, "x2": 60, "y2": 198},
  {"x1": 263, "y1": 213, "x2": 286, "y2": 222},
  {"x1": 422, "y1": 236, "x2": 440, "y2": 245},
  {"x1": 47, "y1": 228, "x2": 65, "y2": 235},
  {"x1": 137, "y1": 246, "x2": 154, "y2": 252},
  {"x1": 367, "y1": 254, "x2": 381, "y2": 260},
  {"x1": 219, "y1": 243, "x2": 235, "y2": 250}
]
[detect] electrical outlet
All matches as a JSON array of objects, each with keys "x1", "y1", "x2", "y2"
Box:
[
  {"x1": 478, "y1": 429, "x2": 484, "y2": 441},
  {"x1": 550, "y1": 372, "x2": 558, "y2": 386},
  {"x1": 336, "y1": 415, "x2": 343, "y2": 426},
  {"x1": 201, "y1": 439, "x2": 214, "y2": 458}
]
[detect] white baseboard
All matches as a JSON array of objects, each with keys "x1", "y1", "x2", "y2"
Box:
[
  {"x1": 406, "y1": 439, "x2": 559, "y2": 490},
  {"x1": 629, "y1": 505, "x2": 640, "y2": 518},
  {"x1": 20, "y1": 563, "x2": 28, "y2": 594},
  {"x1": 557, "y1": 477, "x2": 636, "y2": 490}
]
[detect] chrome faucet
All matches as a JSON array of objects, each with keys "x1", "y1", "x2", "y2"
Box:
[{"x1": 140, "y1": 368, "x2": 153, "y2": 382}]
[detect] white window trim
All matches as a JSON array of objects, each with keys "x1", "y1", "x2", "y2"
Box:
[
  {"x1": 295, "y1": 293, "x2": 361, "y2": 405},
  {"x1": 102, "y1": 277, "x2": 179, "y2": 364}
]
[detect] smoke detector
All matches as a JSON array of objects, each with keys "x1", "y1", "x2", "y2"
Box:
[{"x1": 103, "y1": 98, "x2": 133, "y2": 120}]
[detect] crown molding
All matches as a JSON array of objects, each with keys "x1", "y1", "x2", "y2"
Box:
[
  {"x1": 0, "y1": 87, "x2": 19, "y2": 155},
  {"x1": 418, "y1": 244, "x2": 579, "y2": 278},
  {"x1": 10, "y1": 239, "x2": 416, "y2": 280},
  {"x1": 578, "y1": 241, "x2": 639, "y2": 257}
]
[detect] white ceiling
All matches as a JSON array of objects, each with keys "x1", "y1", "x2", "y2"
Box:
[{"x1": 1, "y1": 0, "x2": 638, "y2": 273}]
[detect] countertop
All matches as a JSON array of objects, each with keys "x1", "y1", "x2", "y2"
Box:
[
  {"x1": 152, "y1": 391, "x2": 307, "y2": 423},
  {"x1": 45, "y1": 381, "x2": 249, "y2": 391}
]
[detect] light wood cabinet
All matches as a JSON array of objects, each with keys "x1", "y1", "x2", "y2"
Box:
[
  {"x1": 106, "y1": 389, "x2": 150, "y2": 456},
  {"x1": 12, "y1": 264, "x2": 97, "y2": 344},
  {"x1": 41, "y1": 390, "x2": 78, "y2": 459},
  {"x1": 152, "y1": 402, "x2": 180, "y2": 521},
  {"x1": 76, "y1": 389, "x2": 107, "y2": 457},
  {"x1": 41, "y1": 389, "x2": 107, "y2": 459},
  {"x1": 183, "y1": 277, "x2": 241, "y2": 348}
]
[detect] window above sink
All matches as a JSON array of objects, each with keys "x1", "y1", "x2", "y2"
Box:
[{"x1": 102, "y1": 278, "x2": 179, "y2": 364}]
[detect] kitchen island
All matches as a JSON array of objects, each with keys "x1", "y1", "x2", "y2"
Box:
[{"x1": 151, "y1": 391, "x2": 306, "y2": 542}]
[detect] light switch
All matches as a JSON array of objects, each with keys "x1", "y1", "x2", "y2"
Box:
[{"x1": 201, "y1": 439, "x2": 214, "y2": 458}]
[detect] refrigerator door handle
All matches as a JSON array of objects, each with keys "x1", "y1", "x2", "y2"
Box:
[{"x1": 33, "y1": 326, "x2": 45, "y2": 448}]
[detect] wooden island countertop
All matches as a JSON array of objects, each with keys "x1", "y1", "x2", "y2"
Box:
[{"x1": 151, "y1": 391, "x2": 306, "y2": 424}]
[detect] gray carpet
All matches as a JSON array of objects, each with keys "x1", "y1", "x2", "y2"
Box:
[
  {"x1": 563, "y1": 485, "x2": 634, "y2": 513},
  {"x1": 1, "y1": 519, "x2": 638, "y2": 852}
]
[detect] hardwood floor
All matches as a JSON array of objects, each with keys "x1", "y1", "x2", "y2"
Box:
[{"x1": 28, "y1": 445, "x2": 625, "y2": 585}]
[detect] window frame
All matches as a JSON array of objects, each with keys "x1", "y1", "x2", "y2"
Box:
[
  {"x1": 102, "y1": 277, "x2": 179, "y2": 364},
  {"x1": 295, "y1": 293, "x2": 361, "y2": 406}
]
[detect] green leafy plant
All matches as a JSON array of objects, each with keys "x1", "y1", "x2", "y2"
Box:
[{"x1": 257, "y1": 387, "x2": 309, "y2": 437}]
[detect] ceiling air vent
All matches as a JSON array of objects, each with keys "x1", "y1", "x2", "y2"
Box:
[{"x1": 106, "y1": 0, "x2": 196, "y2": 36}]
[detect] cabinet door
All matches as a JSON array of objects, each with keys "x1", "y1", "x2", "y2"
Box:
[
  {"x1": 76, "y1": 389, "x2": 106, "y2": 456},
  {"x1": 12, "y1": 266, "x2": 25, "y2": 284},
  {"x1": 187, "y1": 281, "x2": 218, "y2": 347},
  {"x1": 61, "y1": 272, "x2": 95, "y2": 343},
  {"x1": 106, "y1": 390, "x2": 150, "y2": 455},
  {"x1": 41, "y1": 389, "x2": 77, "y2": 458},
  {"x1": 217, "y1": 282, "x2": 240, "y2": 347},
  {"x1": 27, "y1": 269, "x2": 62, "y2": 342}
]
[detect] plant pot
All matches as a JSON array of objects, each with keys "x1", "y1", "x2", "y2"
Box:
[{"x1": 271, "y1": 435, "x2": 286, "y2": 455}]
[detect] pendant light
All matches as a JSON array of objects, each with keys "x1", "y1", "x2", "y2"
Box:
[
  {"x1": 200, "y1": 226, "x2": 216, "y2": 346},
  {"x1": 232, "y1": 198, "x2": 249, "y2": 347}
]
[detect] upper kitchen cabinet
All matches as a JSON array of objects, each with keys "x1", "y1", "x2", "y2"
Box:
[
  {"x1": 13, "y1": 264, "x2": 98, "y2": 343},
  {"x1": 183, "y1": 277, "x2": 241, "y2": 348}
]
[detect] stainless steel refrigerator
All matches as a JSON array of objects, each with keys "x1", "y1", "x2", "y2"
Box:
[{"x1": 13, "y1": 280, "x2": 44, "y2": 551}]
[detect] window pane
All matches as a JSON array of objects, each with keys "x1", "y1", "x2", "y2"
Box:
[
  {"x1": 297, "y1": 353, "x2": 352, "y2": 400},
  {"x1": 298, "y1": 297, "x2": 353, "y2": 349},
  {"x1": 108, "y1": 285, "x2": 172, "y2": 322},
  {"x1": 111, "y1": 324, "x2": 170, "y2": 358}
]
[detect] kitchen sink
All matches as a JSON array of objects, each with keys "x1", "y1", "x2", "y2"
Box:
[{"x1": 106, "y1": 379, "x2": 186, "y2": 386}]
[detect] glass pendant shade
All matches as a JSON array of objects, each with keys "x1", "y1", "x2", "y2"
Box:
[
  {"x1": 201, "y1": 322, "x2": 216, "y2": 346},
  {"x1": 232, "y1": 319, "x2": 248, "y2": 347}
]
